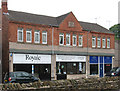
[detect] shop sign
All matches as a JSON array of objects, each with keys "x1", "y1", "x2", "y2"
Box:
[
  {"x1": 13, "y1": 54, "x2": 51, "y2": 64},
  {"x1": 104, "y1": 56, "x2": 112, "y2": 64},
  {"x1": 90, "y1": 56, "x2": 98, "y2": 64},
  {"x1": 56, "y1": 55, "x2": 86, "y2": 62}
]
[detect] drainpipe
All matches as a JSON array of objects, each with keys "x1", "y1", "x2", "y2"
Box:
[{"x1": 86, "y1": 30, "x2": 90, "y2": 78}]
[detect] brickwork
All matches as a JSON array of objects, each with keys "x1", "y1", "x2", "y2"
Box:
[{"x1": 8, "y1": 13, "x2": 115, "y2": 50}]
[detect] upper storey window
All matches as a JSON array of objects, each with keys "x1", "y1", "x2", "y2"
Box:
[
  {"x1": 59, "y1": 33, "x2": 64, "y2": 45},
  {"x1": 102, "y1": 38, "x2": 106, "y2": 48},
  {"x1": 17, "y1": 28, "x2": 23, "y2": 42},
  {"x1": 79, "y1": 35, "x2": 83, "y2": 47},
  {"x1": 107, "y1": 38, "x2": 110, "y2": 48},
  {"x1": 97, "y1": 37, "x2": 101, "y2": 48},
  {"x1": 73, "y1": 35, "x2": 77, "y2": 46},
  {"x1": 66, "y1": 34, "x2": 70, "y2": 46},
  {"x1": 34, "y1": 30, "x2": 40, "y2": 43},
  {"x1": 68, "y1": 21, "x2": 75, "y2": 27},
  {"x1": 92, "y1": 36, "x2": 96, "y2": 48},
  {"x1": 26, "y1": 29, "x2": 32, "y2": 43},
  {"x1": 42, "y1": 31, "x2": 47, "y2": 44}
]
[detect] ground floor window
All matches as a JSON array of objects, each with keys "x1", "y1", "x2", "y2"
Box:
[
  {"x1": 56, "y1": 62, "x2": 86, "y2": 74},
  {"x1": 13, "y1": 64, "x2": 32, "y2": 73},
  {"x1": 13, "y1": 64, "x2": 51, "y2": 80},
  {"x1": 104, "y1": 64, "x2": 112, "y2": 73},
  {"x1": 90, "y1": 64, "x2": 98, "y2": 75}
]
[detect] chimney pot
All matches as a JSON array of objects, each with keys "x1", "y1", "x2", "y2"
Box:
[
  {"x1": 2, "y1": 0, "x2": 7, "y2": 2},
  {"x1": 1, "y1": 0, "x2": 8, "y2": 13}
]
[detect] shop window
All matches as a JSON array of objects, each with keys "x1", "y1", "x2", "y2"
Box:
[
  {"x1": 42, "y1": 31, "x2": 47, "y2": 44},
  {"x1": 34, "y1": 31, "x2": 40, "y2": 43},
  {"x1": 59, "y1": 33, "x2": 64, "y2": 45},
  {"x1": 97, "y1": 37, "x2": 101, "y2": 48},
  {"x1": 79, "y1": 35, "x2": 83, "y2": 47},
  {"x1": 73, "y1": 35, "x2": 77, "y2": 46},
  {"x1": 67, "y1": 63, "x2": 77, "y2": 74},
  {"x1": 56, "y1": 62, "x2": 86, "y2": 75},
  {"x1": 104, "y1": 64, "x2": 112, "y2": 73},
  {"x1": 92, "y1": 36, "x2": 96, "y2": 48},
  {"x1": 17, "y1": 28, "x2": 23, "y2": 42},
  {"x1": 107, "y1": 38, "x2": 110, "y2": 48},
  {"x1": 26, "y1": 29, "x2": 32, "y2": 43},
  {"x1": 66, "y1": 34, "x2": 70, "y2": 46},
  {"x1": 90, "y1": 64, "x2": 98, "y2": 75},
  {"x1": 102, "y1": 38, "x2": 106, "y2": 48}
]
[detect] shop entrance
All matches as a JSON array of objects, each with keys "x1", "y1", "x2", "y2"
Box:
[{"x1": 35, "y1": 64, "x2": 51, "y2": 81}]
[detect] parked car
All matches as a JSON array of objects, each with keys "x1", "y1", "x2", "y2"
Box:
[
  {"x1": 4, "y1": 71, "x2": 40, "y2": 83},
  {"x1": 105, "y1": 67, "x2": 120, "y2": 76}
]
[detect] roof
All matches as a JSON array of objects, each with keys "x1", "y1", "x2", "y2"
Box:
[
  {"x1": 79, "y1": 21, "x2": 114, "y2": 34},
  {"x1": 7, "y1": 10, "x2": 113, "y2": 34},
  {"x1": 8, "y1": 10, "x2": 58, "y2": 27}
]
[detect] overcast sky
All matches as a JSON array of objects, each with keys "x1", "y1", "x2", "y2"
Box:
[{"x1": 1, "y1": 0, "x2": 119, "y2": 29}]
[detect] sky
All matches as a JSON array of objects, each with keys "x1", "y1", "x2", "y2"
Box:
[{"x1": 1, "y1": 0, "x2": 120, "y2": 29}]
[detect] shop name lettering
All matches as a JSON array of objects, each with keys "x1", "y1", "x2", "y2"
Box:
[{"x1": 26, "y1": 55, "x2": 41, "y2": 61}]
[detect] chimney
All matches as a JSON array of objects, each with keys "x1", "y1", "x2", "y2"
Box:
[{"x1": 1, "y1": 0, "x2": 8, "y2": 13}]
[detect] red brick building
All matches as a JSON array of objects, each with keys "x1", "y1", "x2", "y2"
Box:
[{"x1": 1, "y1": 0, "x2": 115, "y2": 80}]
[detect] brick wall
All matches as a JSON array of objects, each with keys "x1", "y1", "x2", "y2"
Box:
[
  {"x1": 8, "y1": 13, "x2": 115, "y2": 50},
  {"x1": 2, "y1": 14, "x2": 9, "y2": 82}
]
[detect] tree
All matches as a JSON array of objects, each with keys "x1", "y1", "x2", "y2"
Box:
[{"x1": 109, "y1": 24, "x2": 120, "y2": 40}]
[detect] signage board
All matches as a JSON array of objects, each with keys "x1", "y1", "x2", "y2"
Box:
[
  {"x1": 13, "y1": 54, "x2": 51, "y2": 64},
  {"x1": 56, "y1": 55, "x2": 86, "y2": 62}
]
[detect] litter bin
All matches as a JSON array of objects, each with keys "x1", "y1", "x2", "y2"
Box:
[{"x1": 56, "y1": 74, "x2": 67, "y2": 80}]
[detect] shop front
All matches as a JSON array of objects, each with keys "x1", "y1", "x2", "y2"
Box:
[
  {"x1": 56, "y1": 55, "x2": 86, "y2": 79},
  {"x1": 90, "y1": 56, "x2": 112, "y2": 77},
  {"x1": 13, "y1": 53, "x2": 51, "y2": 80}
]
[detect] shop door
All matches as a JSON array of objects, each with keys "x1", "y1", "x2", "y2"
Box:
[
  {"x1": 99, "y1": 56, "x2": 104, "y2": 77},
  {"x1": 99, "y1": 64, "x2": 104, "y2": 77},
  {"x1": 39, "y1": 64, "x2": 51, "y2": 81}
]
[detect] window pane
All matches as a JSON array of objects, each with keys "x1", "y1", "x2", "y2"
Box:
[
  {"x1": 102, "y1": 38, "x2": 106, "y2": 48},
  {"x1": 19, "y1": 31, "x2": 22, "y2": 41},
  {"x1": 92, "y1": 37, "x2": 96, "y2": 47},
  {"x1": 43, "y1": 34, "x2": 46, "y2": 42},
  {"x1": 27, "y1": 32, "x2": 31, "y2": 41},
  {"x1": 107, "y1": 38, "x2": 110, "y2": 48},
  {"x1": 73, "y1": 35, "x2": 76, "y2": 46},
  {"x1": 18, "y1": 28, "x2": 23, "y2": 42},
  {"x1": 42, "y1": 31, "x2": 47, "y2": 44},
  {"x1": 59, "y1": 33, "x2": 64, "y2": 45},
  {"x1": 66, "y1": 34, "x2": 70, "y2": 45},
  {"x1": 79, "y1": 35, "x2": 82, "y2": 46},
  {"x1": 35, "y1": 32, "x2": 40, "y2": 43},
  {"x1": 97, "y1": 38, "x2": 101, "y2": 48},
  {"x1": 90, "y1": 64, "x2": 98, "y2": 75}
]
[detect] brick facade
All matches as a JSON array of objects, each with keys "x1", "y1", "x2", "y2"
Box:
[{"x1": 1, "y1": 0, "x2": 115, "y2": 81}]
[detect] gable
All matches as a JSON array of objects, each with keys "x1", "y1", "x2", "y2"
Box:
[{"x1": 58, "y1": 12, "x2": 82, "y2": 32}]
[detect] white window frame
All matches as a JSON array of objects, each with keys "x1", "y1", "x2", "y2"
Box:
[
  {"x1": 73, "y1": 35, "x2": 77, "y2": 46},
  {"x1": 42, "y1": 31, "x2": 47, "y2": 44},
  {"x1": 26, "y1": 29, "x2": 32, "y2": 43},
  {"x1": 97, "y1": 37, "x2": 101, "y2": 48},
  {"x1": 79, "y1": 35, "x2": 83, "y2": 47},
  {"x1": 17, "y1": 28, "x2": 23, "y2": 42},
  {"x1": 107, "y1": 38, "x2": 110, "y2": 48},
  {"x1": 34, "y1": 31, "x2": 40, "y2": 43},
  {"x1": 102, "y1": 38, "x2": 106, "y2": 48},
  {"x1": 92, "y1": 37, "x2": 96, "y2": 48},
  {"x1": 66, "y1": 34, "x2": 70, "y2": 46},
  {"x1": 59, "y1": 33, "x2": 64, "y2": 45}
]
